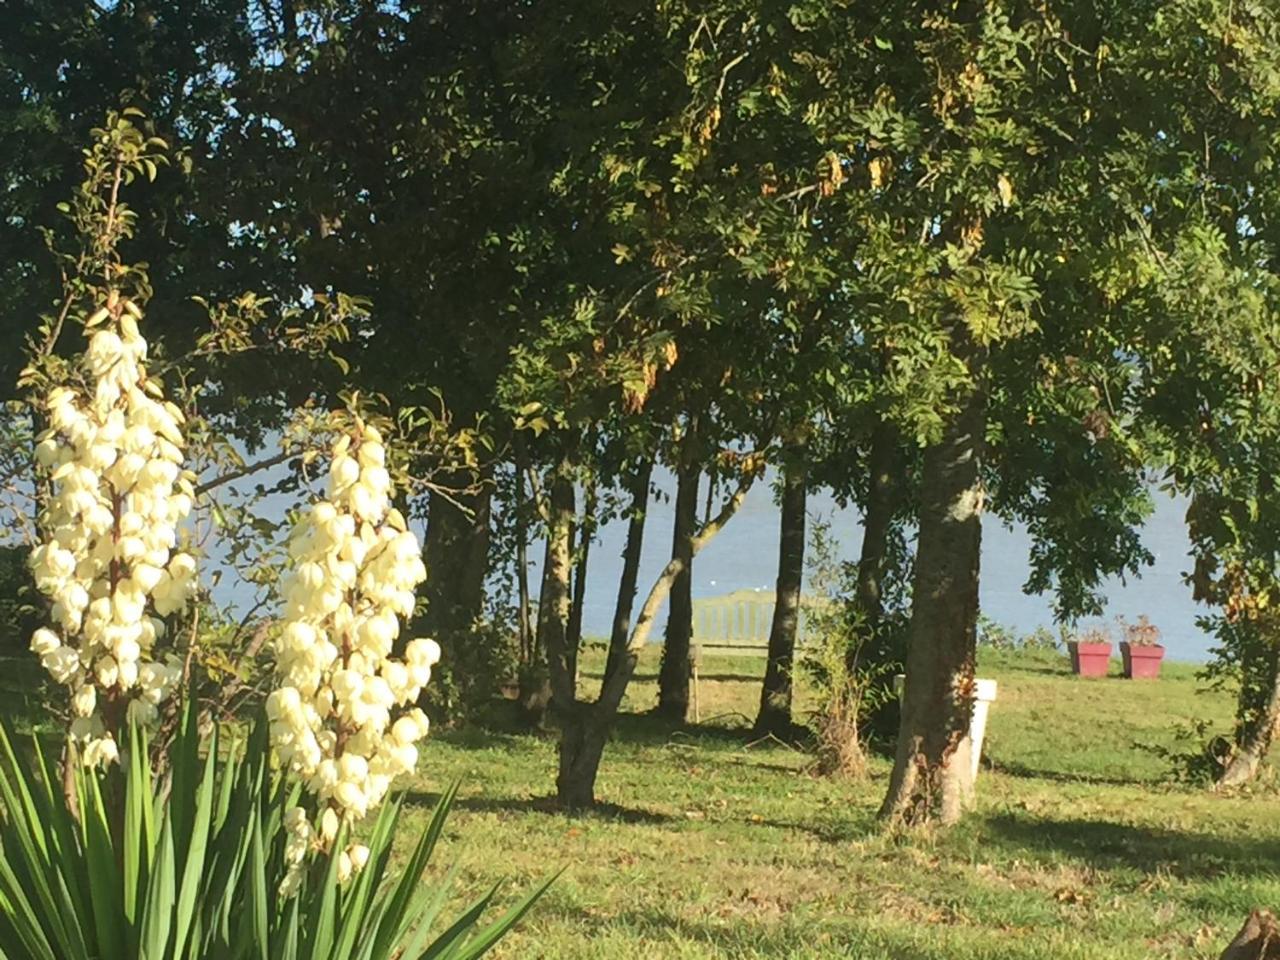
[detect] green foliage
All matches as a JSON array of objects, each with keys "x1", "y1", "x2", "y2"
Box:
[
  {"x1": 800, "y1": 516, "x2": 908, "y2": 768},
  {"x1": 976, "y1": 616, "x2": 1061, "y2": 653},
  {"x1": 0, "y1": 546, "x2": 39, "y2": 655},
  {"x1": 420, "y1": 615, "x2": 520, "y2": 727},
  {"x1": 0, "y1": 707, "x2": 547, "y2": 960}
]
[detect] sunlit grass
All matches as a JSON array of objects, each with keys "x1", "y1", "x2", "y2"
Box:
[{"x1": 400, "y1": 646, "x2": 1273, "y2": 959}]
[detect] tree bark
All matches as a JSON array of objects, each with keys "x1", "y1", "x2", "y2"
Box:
[
  {"x1": 421, "y1": 468, "x2": 492, "y2": 720},
  {"x1": 555, "y1": 459, "x2": 761, "y2": 809},
  {"x1": 422, "y1": 469, "x2": 492, "y2": 644},
  {"x1": 852, "y1": 416, "x2": 900, "y2": 655},
  {"x1": 532, "y1": 462, "x2": 576, "y2": 725},
  {"x1": 517, "y1": 524, "x2": 554, "y2": 723},
  {"x1": 605, "y1": 458, "x2": 654, "y2": 681},
  {"x1": 1219, "y1": 636, "x2": 1280, "y2": 788},
  {"x1": 753, "y1": 450, "x2": 807, "y2": 738},
  {"x1": 848, "y1": 416, "x2": 906, "y2": 742},
  {"x1": 1220, "y1": 910, "x2": 1280, "y2": 959},
  {"x1": 656, "y1": 456, "x2": 699, "y2": 720},
  {"x1": 566, "y1": 476, "x2": 597, "y2": 683},
  {"x1": 515, "y1": 463, "x2": 534, "y2": 670},
  {"x1": 880, "y1": 342, "x2": 985, "y2": 827},
  {"x1": 520, "y1": 465, "x2": 575, "y2": 725}
]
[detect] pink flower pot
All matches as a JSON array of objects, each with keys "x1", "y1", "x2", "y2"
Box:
[
  {"x1": 1068, "y1": 641, "x2": 1112, "y2": 677},
  {"x1": 1120, "y1": 642, "x2": 1164, "y2": 679}
]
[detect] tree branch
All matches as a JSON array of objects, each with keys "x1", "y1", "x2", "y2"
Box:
[
  {"x1": 194, "y1": 450, "x2": 295, "y2": 495},
  {"x1": 592, "y1": 451, "x2": 766, "y2": 716}
]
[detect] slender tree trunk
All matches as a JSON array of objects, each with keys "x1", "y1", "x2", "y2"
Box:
[
  {"x1": 518, "y1": 535, "x2": 555, "y2": 723},
  {"x1": 566, "y1": 477, "x2": 597, "y2": 683},
  {"x1": 1219, "y1": 633, "x2": 1280, "y2": 788},
  {"x1": 515, "y1": 465, "x2": 533, "y2": 669},
  {"x1": 656, "y1": 458, "x2": 699, "y2": 720},
  {"x1": 542, "y1": 463, "x2": 578, "y2": 714},
  {"x1": 753, "y1": 451, "x2": 807, "y2": 738},
  {"x1": 421, "y1": 468, "x2": 492, "y2": 717},
  {"x1": 605, "y1": 458, "x2": 653, "y2": 680},
  {"x1": 848, "y1": 416, "x2": 905, "y2": 742},
  {"x1": 422, "y1": 469, "x2": 492, "y2": 639},
  {"x1": 556, "y1": 462, "x2": 760, "y2": 809},
  {"x1": 852, "y1": 417, "x2": 900, "y2": 652},
  {"x1": 521, "y1": 465, "x2": 574, "y2": 725},
  {"x1": 880, "y1": 341, "x2": 985, "y2": 827}
]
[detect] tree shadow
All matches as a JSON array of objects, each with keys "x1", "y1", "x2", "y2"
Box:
[
  {"x1": 753, "y1": 815, "x2": 877, "y2": 845},
  {"x1": 439, "y1": 708, "x2": 813, "y2": 754},
  {"x1": 401, "y1": 788, "x2": 676, "y2": 824},
  {"x1": 434, "y1": 725, "x2": 539, "y2": 751},
  {"x1": 981, "y1": 810, "x2": 1280, "y2": 879},
  {"x1": 610, "y1": 712, "x2": 758, "y2": 747},
  {"x1": 579, "y1": 669, "x2": 659, "y2": 683},
  {"x1": 986, "y1": 758, "x2": 1153, "y2": 788},
  {"x1": 995, "y1": 663, "x2": 1073, "y2": 677}
]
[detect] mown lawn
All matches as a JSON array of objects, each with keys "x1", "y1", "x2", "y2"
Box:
[{"x1": 404, "y1": 647, "x2": 1280, "y2": 959}]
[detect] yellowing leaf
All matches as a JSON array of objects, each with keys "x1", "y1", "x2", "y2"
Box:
[{"x1": 997, "y1": 173, "x2": 1015, "y2": 209}]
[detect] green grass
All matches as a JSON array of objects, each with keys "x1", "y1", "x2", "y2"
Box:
[{"x1": 400, "y1": 647, "x2": 1278, "y2": 959}]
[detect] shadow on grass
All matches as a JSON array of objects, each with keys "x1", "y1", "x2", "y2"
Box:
[
  {"x1": 994, "y1": 664, "x2": 1072, "y2": 678},
  {"x1": 754, "y1": 815, "x2": 876, "y2": 845},
  {"x1": 982, "y1": 810, "x2": 1280, "y2": 879},
  {"x1": 402, "y1": 788, "x2": 676, "y2": 824},
  {"x1": 580, "y1": 670, "x2": 768, "y2": 684},
  {"x1": 461, "y1": 700, "x2": 764, "y2": 744},
  {"x1": 987, "y1": 758, "x2": 1154, "y2": 788}
]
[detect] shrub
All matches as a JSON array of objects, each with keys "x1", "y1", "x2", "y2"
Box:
[{"x1": 0, "y1": 706, "x2": 546, "y2": 959}]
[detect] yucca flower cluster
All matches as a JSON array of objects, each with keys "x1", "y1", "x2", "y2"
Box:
[
  {"x1": 28, "y1": 293, "x2": 195, "y2": 767},
  {"x1": 267, "y1": 422, "x2": 438, "y2": 895}
]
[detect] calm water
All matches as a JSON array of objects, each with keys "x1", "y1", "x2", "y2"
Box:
[
  {"x1": 214, "y1": 460, "x2": 1213, "y2": 663},
  {"x1": 570, "y1": 468, "x2": 1212, "y2": 663}
]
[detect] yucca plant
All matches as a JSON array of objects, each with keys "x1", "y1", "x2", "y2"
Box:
[{"x1": 0, "y1": 706, "x2": 548, "y2": 960}]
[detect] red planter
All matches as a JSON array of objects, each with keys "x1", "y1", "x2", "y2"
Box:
[
  {"x1": 1069, "y1": 641, "x2": 1112, "y2": 677},
  {"x1": 1121, "y1": 642, "x2": 1165, "y2": 679}
]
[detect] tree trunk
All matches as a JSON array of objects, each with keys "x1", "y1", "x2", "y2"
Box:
[
  {"x1": 880, "y1": 341, "x2": 985, "y2": 827},
  {"x1": 1219, "y1": 636, "x2": 1280, "y2": 788},
  {"x1": 605, "y1": 458, "x2": 654, "y2": 681},
  {"x1": 753, "y1": 451, "x2": 806, "y2": 738},
  {"x1": 517, "y1": 530, "x2": 555, "y2": 724},
  {"x1": 421, "y1": 468, "x2": 492, "y2": 719},
  {"x1": 521, "y1": 466, "x2": 575, "y2": 725},
  {"x1": 852, "y1": 417, "x2": 900, "y2": 653},
  {"x1": 557, "y1": 703, "x2": 609, "y2": 810},
  {"x1": 566, "y1": 477, "x2": 597, "y2": 684},
  {"x1": 555, "y1": 461, "x2": 760, "y2": 809},
  {"x1": 540, "y1": 462, "x2": 578, "y2": 714},
  {"x1": 422, "y1": 469, "x2": 492, "y2": 644},
  {"x1": 849, "y1": 416, "x2": 905, "y2": 742},
  {"x1": 1220, "y1": 910, "x2": 1280, "y2": 959},
  {"x1": 656, "y1": 458, "x2": 699, "y2": 720},
  {"x1": 515, "y1": 464, "x2": 534, "y2": 670}
]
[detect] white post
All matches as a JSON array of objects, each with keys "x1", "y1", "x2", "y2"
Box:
[
  {"x1": 893, "y1": 673, "x2": 998, "y2": 781},
  {"x1": 969, "y1": 678, "x2": 998, "y2": 781}
]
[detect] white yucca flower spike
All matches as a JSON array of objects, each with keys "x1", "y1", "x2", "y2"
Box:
[
  {"x1": 29, "y1": 293, "x2": 194, "y2": 766},
  {"x1": 269, "y1": 420, "x2": 437, "y2": 896}
]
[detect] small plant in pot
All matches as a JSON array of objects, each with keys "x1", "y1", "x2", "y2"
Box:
[
  {"x1": 1068, "y1": 626, "x2": 1113, "y2": 677},
  {"x1": 1119, "y1": 614, "x2": 1165, "y2": 679}
]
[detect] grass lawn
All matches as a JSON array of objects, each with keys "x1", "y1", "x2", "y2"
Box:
[{"x1": 404, "y1": 647, "x2": 1280, "y2": 959}]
